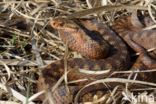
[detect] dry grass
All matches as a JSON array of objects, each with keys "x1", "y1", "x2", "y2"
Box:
[{"x1": 0, "y1": 0, "x2": 156, "y2": 104}]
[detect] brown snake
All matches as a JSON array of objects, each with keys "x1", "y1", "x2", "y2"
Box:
[
  {"x1": 37, "y1": 18, "x2": 130, "y2": 103},
  {"x1": 112, "y1": 13, "x2": 156, "y2": 69},
  {"x1": 42, "y1": 18, "x2": 129, "y2": 85},
  {"x1": 37, "y1": 13, "x2": 156, "y2": 103}
]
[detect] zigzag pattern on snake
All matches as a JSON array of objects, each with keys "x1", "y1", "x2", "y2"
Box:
[
  {"x1": 37, "y1": 14, "x2": 156, "y2": 103},
  {"x1": 41, "y1": 18, "x2": 129, "y2": 88},
  {"x1": 112, "y1": 14, "x2": 156, "y2": 68}
]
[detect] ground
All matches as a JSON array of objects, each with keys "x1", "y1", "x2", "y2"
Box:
[{"x1": 0, "y1": 0, "x2": 156, "y2": 104}]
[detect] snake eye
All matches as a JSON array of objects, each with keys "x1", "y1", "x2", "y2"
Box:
[
  {"x1": 51, "y1": 21, "x2": 56, "y2": 26},
  {"x1": 51, "y1": 19, "x2": 65, "y2": 29}
]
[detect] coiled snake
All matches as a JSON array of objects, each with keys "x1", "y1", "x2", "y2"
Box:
[{"x1": 37, "y1": 17, "x2": 130, "y2": 103}]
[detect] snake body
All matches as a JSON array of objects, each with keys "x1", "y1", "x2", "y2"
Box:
[
  {"x1": 41, "y1": 18, "x2": 129, "y2": 87},
  {"x1": 113, "y1": 15, "x2": 156, "y2": 55},
  {"x1": 112, "y1": 15, "x2": 156, "y2": 68},
  {"x1": 38, "y1": 18, "x2": 130, "y2": 103},
  {"x1": 37, "y1": 13, "x2": 156, "y2": 103}
]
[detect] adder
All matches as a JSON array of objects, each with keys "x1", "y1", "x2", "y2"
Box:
[
  {"x1": 41, "y1": 18, "x2": 129, "y2": 86},
  {"x1": 112, "y1": 12, "x2": 156, "y2": 69},
  {"x1": 38, "y1": 13, "x2": 156, "y2": 103},
  {"x1": 37, "y1": 17, "x2": 130, "y2": 103}
]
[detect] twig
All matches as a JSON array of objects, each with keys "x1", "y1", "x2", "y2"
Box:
[{"x1": 67, "y1": 5, "x2": 148, "y2": 18}]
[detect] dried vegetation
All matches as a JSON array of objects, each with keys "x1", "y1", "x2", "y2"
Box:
[{"x1": 0, "y1": 0, "x2": 156, "y2": 104}]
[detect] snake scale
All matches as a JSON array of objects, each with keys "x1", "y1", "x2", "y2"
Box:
[
  {"x1": 38, "y1": 14, "x2": 156, "y2": 103},
  {"x1": 41, "y1": 18, "x2": 129, "y2": 86},
  {"x1": 112, "y1": 14, "x2": 156, "y2": 69},
  {"x1": 37, "y1": 17, "x2": 129, "y2": 103}
]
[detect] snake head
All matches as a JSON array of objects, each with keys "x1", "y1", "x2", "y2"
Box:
[
  {"x1": 50, "y1": 18, "x2": 79, "y2": 31},
  {"x1": 50, "y1": 18, "x2": 110, "y2": 59}
]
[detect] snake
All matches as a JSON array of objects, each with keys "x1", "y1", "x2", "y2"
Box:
[
  {"x1": 42, "y1": 18, "x2": 129, "y2": 85},
  {"x1": 37, "y1": 17, "x2": 130, "y2": 103},
  {"x1": 112, "y1": 13, "x2": 156, "y2": 69}
]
